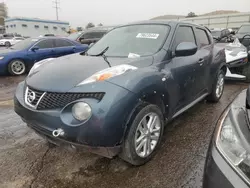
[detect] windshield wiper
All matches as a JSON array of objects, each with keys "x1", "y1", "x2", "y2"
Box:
[{"x1": 94, "y1": 47, "x2": 111, "y2": 67}]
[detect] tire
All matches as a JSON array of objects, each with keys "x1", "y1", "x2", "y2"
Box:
[
  {"x1": 119, "y1": 104, "x2": 164, "y2": 166},
  {"x1": 8, "y1": 59, "x2": 26, "y2": 76},
  {"x1": 5, "y1": 41, "x2": 11, "y2": 47},
  {"x1": 207, "y1": 69, "x2": 225, "y2": 103}
]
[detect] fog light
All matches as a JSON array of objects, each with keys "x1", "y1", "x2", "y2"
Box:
[{"x1": 72, "y1": 102, "x2": 92, "y2": 121}]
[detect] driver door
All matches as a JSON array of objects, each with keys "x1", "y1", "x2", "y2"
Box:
[
  {"x1": 168, "y1": 25, "x2": 200, "y2": 112},
  {"x1": 27, "y1": 39, "x2": 55, "y2": 64}
]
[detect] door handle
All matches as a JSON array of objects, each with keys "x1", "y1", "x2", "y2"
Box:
[{"x1": 198, "y1": 58, "x2": 204, "y2": 66}]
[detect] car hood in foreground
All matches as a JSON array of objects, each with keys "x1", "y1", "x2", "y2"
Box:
[{"x1": 26, "y1": 53, "x2": 153, "y2": 92}]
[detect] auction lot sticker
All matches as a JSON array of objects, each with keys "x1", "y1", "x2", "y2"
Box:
[{"x1": 136, "y1": 33, "x2": 159, "y2": 39}]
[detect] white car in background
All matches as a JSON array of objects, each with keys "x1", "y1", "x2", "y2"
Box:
[{"x1": 0, "y1": 37, "x2": 24, "y2": 47}]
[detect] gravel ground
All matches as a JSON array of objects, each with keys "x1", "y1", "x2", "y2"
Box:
[{"x1": 0, "y1": 76, "x2": 248, "y2": 188}]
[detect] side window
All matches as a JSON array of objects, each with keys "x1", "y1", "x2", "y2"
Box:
[
  {"x1": 173, "y1": 26, "x2": 196, "y2": 50},
  {"x1": 36, "y1": 39, "x2": 54, "y2": 49},
  {"x1": 55, "y1": 39, "x2": 74, "y2": 47},
  {"x1": 195, "y1": 28, "x2": 210, "y2": 48},
  {"x1": 92, "y1": 32, "x2": 106, "y2": 38},
  {"x1": 81, "y1": 32, "x2": 95, "y2": 39}
]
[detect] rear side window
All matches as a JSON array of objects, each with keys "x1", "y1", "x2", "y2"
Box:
[
  {"x1": 54, "y1": 39, "x2": 74, "y2": 47},
  {"x1": 195, "y1": 28, "x2": 210, "y2": 48},
  {"x1": 81, "y1": 31, "x2": 106, "y2": 39},
  {"x1": 36, "y1": 39, "x2": 54, "y2": 49},
  {"x1": 173, "y1": 26, "x2": 196, "y2": 50},
  {"x1": 92, "y1": 32, "x2": 106, "y2": 38}
]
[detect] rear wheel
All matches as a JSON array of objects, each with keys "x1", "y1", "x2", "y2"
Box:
[
  {"x1": 207, "y1": 69, "x2": 225, "y2": 103},
  {"x1": 119, "y1": 104, "x2": 164, "y2": 166},
  {"x1": 8, "y1": 59, "x2": 26, "y2": 76}
]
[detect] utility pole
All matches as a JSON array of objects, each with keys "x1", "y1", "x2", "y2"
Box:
[{"x1": 52, "y1": 0, "x2": 60, "y2": 20}]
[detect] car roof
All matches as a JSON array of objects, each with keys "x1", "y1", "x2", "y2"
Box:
[
  {"x1": 32, "y1": 37, "x2": 72, "y2": 40},
  {"x1": 118, "y1": 20, "x2": 204, "y2": 28}
]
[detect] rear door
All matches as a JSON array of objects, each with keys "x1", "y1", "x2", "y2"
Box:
[
  {"x1": 169, "y1": 25, "x2": 200, "y2": 112},
  {"x1": 27, "y1": 39, "x2": 55, "y2": 63},
  {"x1": 53, "y1": 39, "x2": 76, "y2": 57},
  {"x1": 193, "y1": 27, "x2": 213, "y2": 95}
]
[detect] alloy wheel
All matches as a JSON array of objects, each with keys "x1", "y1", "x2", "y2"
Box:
[
  {"x1": 216, "y1": 73, "x2": 224, "y2": 98},
  {"x1": 134, "y1": 112, "x2": 162, "y2": 158},
  {"x1": 11, "y1": 61, "x2": 26, "y2": 75}
]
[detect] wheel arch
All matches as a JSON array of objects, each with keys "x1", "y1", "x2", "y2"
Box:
[{"x1": 121, "y1": 88, "x2": 169, "y2": 145}]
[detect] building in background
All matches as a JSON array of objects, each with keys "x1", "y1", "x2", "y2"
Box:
[
  {"x1": 0, "y1": 2, "x2": 8, "y2": 34},
  {"x1": 5, "y1": 17, "x2": 70, "y2": 37}
]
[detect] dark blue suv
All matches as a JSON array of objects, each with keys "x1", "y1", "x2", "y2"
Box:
[{"x1": 14, "y1": 21, "x2": 226, "y2": 165}]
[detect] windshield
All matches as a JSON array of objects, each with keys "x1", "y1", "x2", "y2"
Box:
[
  {"x1": 87, "y1": 24, "x2": 170, "y2": 57},
  {"x1": 67, "y1": 32, "x2": 82, "y2": 40},
  {"x1": 211, "y1": 31, "x2": 221, "y2": 37},
  {"x1": 10, "y1": 38, "x2": 37, "y2": 50},
  {"x1": 238, "y1": 25, "x2": 250, "y2": 33}
]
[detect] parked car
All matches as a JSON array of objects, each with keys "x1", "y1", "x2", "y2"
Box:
[
  {"x1": 211, "y1": 29, "x2": 234, "y2": 43},
  {"x1": 67, "y1": 27, "x2": 112, "y2": 45},
  {"x1": 0, "y1": 37, "x2": 24, "y2": 47},
  {"x1": 14, "y1": 21, "x2": 226, "y2": 165},
  {"x1": 203, "y1": 86, "x2": 250, "y2": 188},
  {"x1": 2, "y1": 33, "x2": 22, "y2": 38},
  {"x1": 0, "y1": 37, "x2": 88, "y2": 75}
]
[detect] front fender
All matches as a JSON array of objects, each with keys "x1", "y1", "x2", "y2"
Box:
[{"x1": 107, "y1": 66, "x2": 176, "y2": 117}]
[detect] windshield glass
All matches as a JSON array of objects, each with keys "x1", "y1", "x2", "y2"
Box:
[
  {"x1": 67, "y1": 32, "x2": 82, "y2": 40},
  {"x1": 87, "y1": 24, "x2": 170, "y2": 57},
  {"x1": 11, "y1": 38, "x2": 37, "y2": 50},
  {"x1": 238, "y1": 25, "x2": 250, "y2": 33},
  {"x1": 211, "y1": 31, "x2": 221, "y2": 37}
]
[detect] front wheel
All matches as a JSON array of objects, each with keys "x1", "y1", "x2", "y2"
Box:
[
  {"x1": 207, "y1": 70, "x2": 225, "y2": 103},
  {"x1": 119, "y1": 104, "x2": 164, "y2": 166},
  {"x1": 8, "y1": 59, "x2": 26, "y2": 76}
]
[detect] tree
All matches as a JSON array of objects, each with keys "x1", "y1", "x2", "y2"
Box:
[
  {"x1": 98, "y1": 23, "x2": 103, "y2": 26},
  {"x1": 186, "y1": 12, "x2": 197, "y2": 18},
  {"x1": 86, "y1": 22, "x2": 95, "y2": 29}
]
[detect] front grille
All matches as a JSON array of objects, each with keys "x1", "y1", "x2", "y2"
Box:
[
  {"x1": 37, "y1": 92, "x2": 105, "y2": 110},
  {"x1": 25, "y1": 87, "x2": 45, "y2": 108}
]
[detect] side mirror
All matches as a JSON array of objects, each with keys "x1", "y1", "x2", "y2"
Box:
[
  {"x1": 31, "y1": 46, "x2": 39, "y2": 51},
  {"x1": 175, "y1": 42, "x2": 197, "y2": 57}
]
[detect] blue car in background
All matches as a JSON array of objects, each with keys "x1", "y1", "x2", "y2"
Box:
[{"x1": 0, "y1": 37, "x2": 88, "y2": 75}]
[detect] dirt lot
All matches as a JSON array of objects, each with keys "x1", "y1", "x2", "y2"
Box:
[{"x1": 0, "y1": 76, "x2": 248, "y2": 188}]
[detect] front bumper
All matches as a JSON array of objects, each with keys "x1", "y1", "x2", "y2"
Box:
[
  {"x1": 14, "y1": 81, "x2": 138, "y2": 158},
  {"x1": 203, "y1": 90, "x2": 250, "y2": 188}
]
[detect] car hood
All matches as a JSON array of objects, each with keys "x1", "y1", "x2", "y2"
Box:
[
  {"x1": 26, "y1": 53, "x2": 153, "y2": 92},
  {"x1": 0, "y1": 48, "x2": 20, "y2": 56},
  {"x1": 215, "y1": 40, "x2": 248, "y2": 63}
]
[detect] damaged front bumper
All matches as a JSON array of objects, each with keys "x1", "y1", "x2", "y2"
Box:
[{"x1": 14, "y1": 81, "x2": 139, "y2": 158}]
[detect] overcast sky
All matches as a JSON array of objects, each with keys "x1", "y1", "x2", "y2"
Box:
[{"x1": 4, "y1": 0, "x2": 250, "y2": 27}]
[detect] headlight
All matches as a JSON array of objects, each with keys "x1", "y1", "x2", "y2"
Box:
[
  {"x1": 72, "y1": 102, "x2": 92, "y2": 121},
  {"x1": 216, "y1": 108, "x2": 250, "y2": 182},
  {"x1": 77, "y1": 64, "x2": 137, "y2": 85},
  {"x1": 29, "y1": 58, "x2": 54, "y2": 75},
  {"x1": 0, "y1": 56, "x2": 4, "y2": 60}
]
